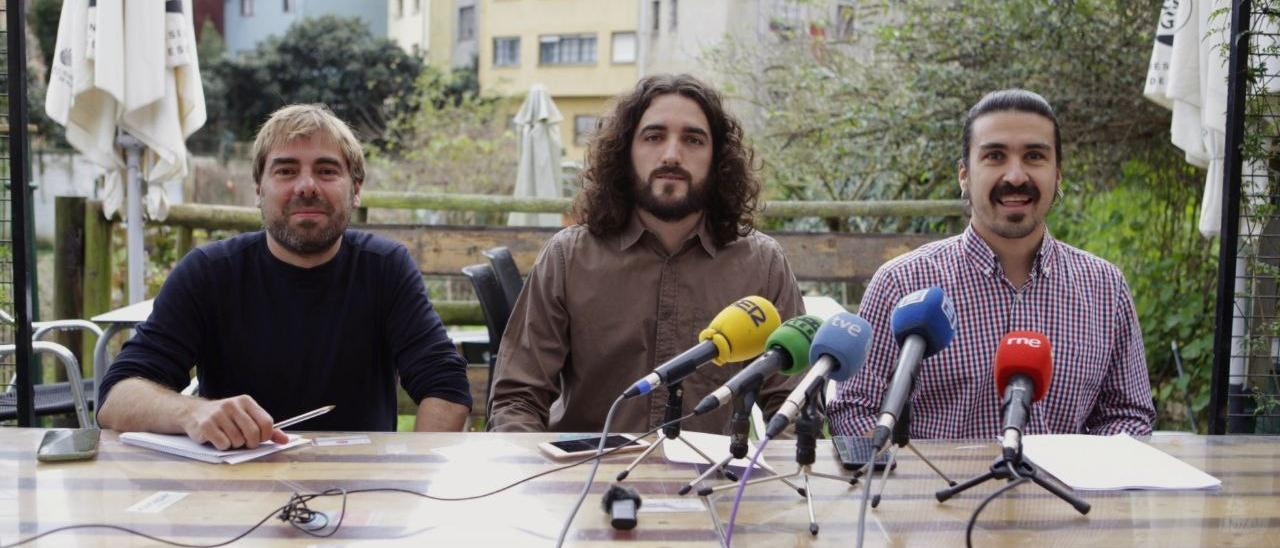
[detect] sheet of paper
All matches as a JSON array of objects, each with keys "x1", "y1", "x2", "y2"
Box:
[
  {"x1": 661, "y1": 431, "x2": 770, "y2": 471},
  {"x1": 1022, "y1": 433, "x2": 1221, "y2": 491},
  {"x1": 126, "y1": 491, "x2": 188, "y2": 513},
  {"x1": 802, "y1": 295, "x2": 847, "y2": 321},
  {"x1": 120, "y1": 432, "x2": 307, "y2": 464},
  {"x1": 221, "y1": 437, "x2": 309, "y2": 464},
  {"x1": 313, "y1": 435, "x2": 371, "y2": 447},
  {"x1": 640, "y1": 497, "x2": 706, "y2": 513}
]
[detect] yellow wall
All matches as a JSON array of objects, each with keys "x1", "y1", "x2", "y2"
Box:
[
  {"x1": 478, "y1": 0, "x2": 639, "y2": 160},
  {"x1": 554, "y1": 96, "x2": 615, "y2": 162},
  {"x1": 387, "y1": 0, "x2": 429, "y2": 57},
  {"x1": 478, "y1": 0, "x2": 639, "y2": 97},
  {"x1": 385, "y1": 0, "x2": 455, "y2": 69},
  {"x1": 427, "y1": 0, "x2": 454, "y2": 69}
]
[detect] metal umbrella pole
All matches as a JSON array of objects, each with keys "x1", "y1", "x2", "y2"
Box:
[{"x1": 119, "y1": 132, "x2": 145, "y2": 304}]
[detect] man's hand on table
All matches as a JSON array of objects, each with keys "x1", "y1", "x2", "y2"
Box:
[{"x1": 181, "y1": 395, "x2": 288, "y2": 450}]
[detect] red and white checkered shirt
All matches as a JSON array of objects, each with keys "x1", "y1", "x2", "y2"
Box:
[{"x1": 828, "y1": 225, "x2": 1155, "y2": 439}]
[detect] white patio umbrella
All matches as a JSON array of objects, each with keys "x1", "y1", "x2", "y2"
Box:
[
  {"x1": 45, "y1": 0, "x2": 206, "y2": 304},
  {"x1": 507, "y1": 84, "x2": 564, "y2": 227}
]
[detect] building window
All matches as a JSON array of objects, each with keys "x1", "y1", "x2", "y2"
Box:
[
  {"x1": 611, "y1": 32, "x2": 636, "y2": 64},
  {"x1": 394, "y1": 0, "x2": 403, "y2": 18},
  {"x1": 283, "y1": 0, "x2": 297, "y2": 14},
  {"x1": 493, "y1": 37, "x2": 520, "y2": 67},
  {"x1": 574, "y1": 115, "x2": 598, "y2": 146},
  {"x1": 240, "y1": 0, "x2": 254, "y2": 17},
  {"x1": 413, "y1": 0, "x2": 421, "y2": 15},
  {"x1": 539, "y1": 34, "x2": 597, "y2": 65},
  {"x1": 651, "y1": 1, "x2": 660, "y2": 32},
  {"x1": 670, "y1": 0, "x2": 678, "y2": 30},
  {"x1": 458, "y1": 6, "x2": 476, "y2": 42}
]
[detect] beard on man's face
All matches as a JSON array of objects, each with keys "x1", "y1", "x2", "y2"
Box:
[
  {"x1": 264, "y1": 194, "x2": 351, "y2": 256},
  {"x1": 633, "y1": 165, "x2": 709, "y2": 222}
]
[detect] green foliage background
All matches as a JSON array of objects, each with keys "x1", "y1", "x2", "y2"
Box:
[{"x1": 201, "y1": 16, "x2": 423, "y2": 148}]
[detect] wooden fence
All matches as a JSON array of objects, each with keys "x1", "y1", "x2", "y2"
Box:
[{"x1": 57, "y1": 192, "x2": 966, "y2": 326}]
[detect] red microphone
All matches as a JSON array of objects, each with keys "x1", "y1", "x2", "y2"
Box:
[{"x1": 994, "y1": 331, "x2": 1053, "y2": 462}]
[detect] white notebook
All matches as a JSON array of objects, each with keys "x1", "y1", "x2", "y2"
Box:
[
  {"x1": 1022, "y1": 433, "x2": 1221, "y2": 491},
  {"x1": 120, "y1": 432, "x2": 309, "y2": 464}
]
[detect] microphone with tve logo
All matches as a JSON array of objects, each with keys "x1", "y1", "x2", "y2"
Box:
[
  {"x1": 765, "y1": 312, "x2": 872, "y2": 438},
  {"x1": 871, "y1": 287, "x2": 956, "y2": 451},
  {"x1": 692, "y1": 314, "x2": 822, "y2": 415},
  {"x1": 622, "y1": 296, "x2": 781, "y2": 399},
  {"x1": 995, "y1": 331, "x2": 1053, "y2": 463}
]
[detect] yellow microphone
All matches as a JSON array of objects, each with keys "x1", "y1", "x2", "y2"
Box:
[{"x1": 623, "y1": 296, "x2": 781, "y2": 399}]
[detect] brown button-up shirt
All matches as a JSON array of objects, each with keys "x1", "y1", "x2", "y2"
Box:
[{"x1": 489, "y1": 214, "x2": 804, "y2": 434}]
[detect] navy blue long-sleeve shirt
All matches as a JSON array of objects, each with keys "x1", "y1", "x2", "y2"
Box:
[{"x1": 100, "y1": 230, "x2": 472, "y2": 432}]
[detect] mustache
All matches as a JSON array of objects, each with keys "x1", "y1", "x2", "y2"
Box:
[
  {"x1": 648, "y1": 165, "x2": 693, "y2": 183},
  {"x1": 284, "y1": 196, "x2": 333, "y2": 214},
  {"x1": 989, "y1": 181, "x2": 1041, "y2": 203}
]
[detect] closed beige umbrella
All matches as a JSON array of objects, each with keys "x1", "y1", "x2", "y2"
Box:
[
  {"x1": 508, "y1": 84, "x2": 564, "y2": 227},
  {"x1": 45, "y1": 0, "x2": 206, "y2": 304}
]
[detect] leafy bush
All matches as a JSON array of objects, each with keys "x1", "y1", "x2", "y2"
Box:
[{"x1": 1051, "y1": 158, "x2": 1217, "y2": 431}]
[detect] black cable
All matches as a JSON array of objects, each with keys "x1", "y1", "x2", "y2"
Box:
[
  {"x1": 964, "y1": 477, "x2": 1029, "y2": 548},
  {"x1": 0, "y1": 488, "x2": 349, "y2": 548},
  {"x1": 1, "y1": 413, "x2": 697, "y2": 548}
]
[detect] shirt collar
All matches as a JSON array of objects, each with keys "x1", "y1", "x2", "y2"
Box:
[
  {"x1": 961, "y1": 224, "x2": 1058, "y2": 280},
  {"x1": 618, "y1": 210, "x2": 718, "y2": 258}
]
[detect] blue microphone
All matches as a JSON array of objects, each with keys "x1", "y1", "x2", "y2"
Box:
[
  {"x1": 871, "y1": 287, "x2": 957, "y2": 449},
  {"x1": 765, "y1": 312, "x2": 872, "y2": 438}
]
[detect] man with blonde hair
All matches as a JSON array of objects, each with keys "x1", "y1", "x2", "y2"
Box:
[{"x1": 99, "y1": 104, "x2": 471, "y2": 448}]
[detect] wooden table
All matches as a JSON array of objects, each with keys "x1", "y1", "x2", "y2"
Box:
[{"x1": 0, "y1": 429, "x2": 1274, "y2": 546}]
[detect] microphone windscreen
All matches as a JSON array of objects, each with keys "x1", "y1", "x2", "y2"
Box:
[
  {"x1": 768, "y1": 315, "x2": 822, "y2": 375},
  {"x1": 700, "y1": 296, "x2": 781, "y2": 365},
  {"x1": 994, "y1": 331, "x2": 1053, "y2": 401},
  {"x1": 890, "y1": 287, "x2": 957, "y2": 358},
  {"x1": 807, "y1": 312, "x2": 873, "y2": 382}
]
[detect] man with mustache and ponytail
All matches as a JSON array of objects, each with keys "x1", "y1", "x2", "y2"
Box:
[
  {"x1": 98, "y1": 104, "x2": 472, "y2": 448},
  {"x1": 489, "y1": 74, "x2": 803, "y2": 434},
  {"x1": 828, "y1": 89, "x2": 1155, "y2": 440}
]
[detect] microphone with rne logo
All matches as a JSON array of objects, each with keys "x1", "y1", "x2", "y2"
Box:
[
  {"x1": 764, "y1": 312, "x2": 872, "y2": 438},
  {"x1": 623, "y1": 296, "x2": 781, "y2": 399},
  {"x1": 871, "y1": 287, "x2": 956, "y2": 450},
  {"x1": 693, "y1": 314, "x2": 822, "y2": 416},
  {"x1": 995, "y1": 330, "x2": 1053, "y2": 463}
]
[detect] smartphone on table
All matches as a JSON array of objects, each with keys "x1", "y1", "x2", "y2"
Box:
[
  {"x1": 37, "y1": 428, "x2": 101, "y2": 462},
  {"x1": 538, "y1": 434, "x2": 650, "y2": 460},
  {"x1": 832, "y1": 435, "x2": 895, "y2": 473}
]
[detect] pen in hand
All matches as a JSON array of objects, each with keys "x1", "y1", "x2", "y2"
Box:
[{"x1": 273, "y1": 405, "x2": 336, "y2": 431}]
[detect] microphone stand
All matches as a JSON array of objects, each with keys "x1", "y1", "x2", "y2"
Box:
[
  {"x1": 868, "y1": 403, "x2": 958, "y2": 508},
  {"x1": 706, "y1": 382, "x2": 856, "y2": 536},
  {"x1": 935, "y1": 446, "x2": 1091, "y2": 515},
  {"x1": 680, "y1": 385, "x2": 800, "y2": 497},
  {"x1": 616, "y1": 381, "x2": 725, "y2": 482}
]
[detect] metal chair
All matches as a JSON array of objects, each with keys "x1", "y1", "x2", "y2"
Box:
[
  {"x1": 0, "y1": 317, "x2": 103, "y2": 427},
  {"x1": 461, "y1": 263, "x2": 513, "y2": 423},
  {"x1": 482, "y1": 246, "x2": 523, "y2": 312},
  {"x1": 0, "y1": 341, "x2": 93, "y2": 427}
]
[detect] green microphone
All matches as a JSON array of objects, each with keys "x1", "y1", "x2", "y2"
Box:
[{"x1": 692, "y1": 315, "x2": 822, "y2": 415}]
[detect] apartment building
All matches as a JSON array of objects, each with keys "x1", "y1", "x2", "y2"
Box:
[
  {"x1": 386, "y1": 0, "x2": 871, "y2": 160},
  {"x1": 474, "y1": 0, "x2": 639, "y2": 160}
]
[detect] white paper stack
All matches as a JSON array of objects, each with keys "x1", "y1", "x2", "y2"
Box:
[
  {"x1": 120, "y1": 432, "x2": 308, "y2": 464},
  {"x1": 1022, "y1": 433, "x2": 1221, "y2": 491}
]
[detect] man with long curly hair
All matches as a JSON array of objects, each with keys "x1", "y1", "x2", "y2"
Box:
[{"x1": 489, "y1": 74, "x2": 803, "y2": 434}]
